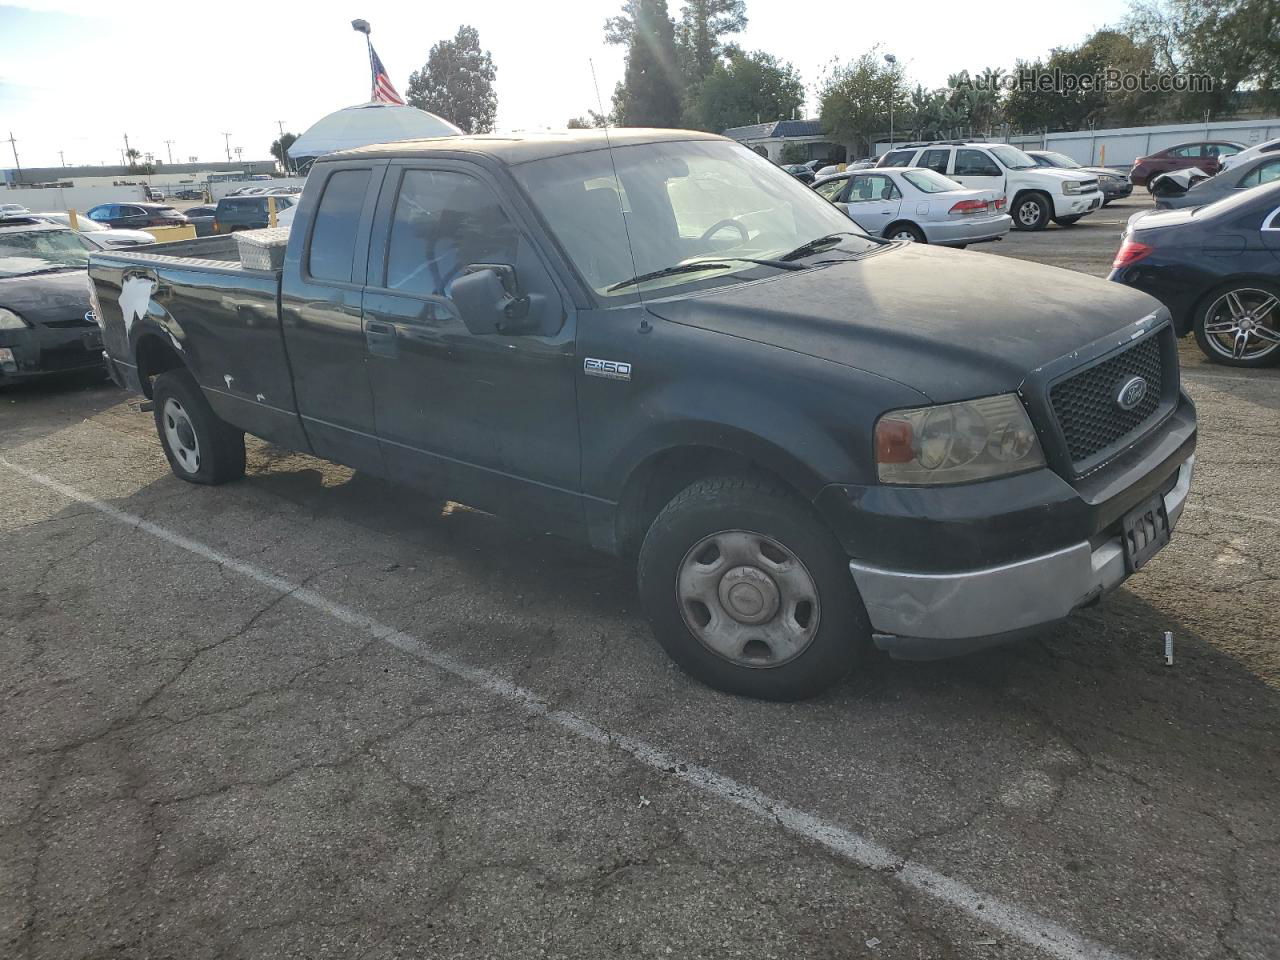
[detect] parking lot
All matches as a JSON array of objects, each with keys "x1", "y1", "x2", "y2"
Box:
[{"x1": 2, "y1": 192, "x2": 1277, "y2": 960}]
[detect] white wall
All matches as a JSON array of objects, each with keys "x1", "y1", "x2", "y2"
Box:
[{"x1": 0, "y1": 184, "x2": 146, "y2": 213}]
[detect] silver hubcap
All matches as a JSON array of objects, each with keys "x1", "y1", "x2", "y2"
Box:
[
  {"x1": 1203, "y1": 288, "x2": 1280, "y2": 360},
  {"x1": 892, "y1": 230, "x2": 916, "y2": 241},
  {"x1": 1018, "y1": 200, "x2": 1041, "y2": 226},
  {"x1": 676, "y1": 530, "x2": 820, "y2": 668},
  {"x1": 162, "y1": 397, "x2": 201, "y2": 474}
]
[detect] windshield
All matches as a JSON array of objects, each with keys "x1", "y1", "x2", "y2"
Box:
[
  {"x1": 1041, "y1": 152, "x2": 1080, "y2": 168},
  {"x1": 990, "y1": 145, "x2": 1038, "y2": 170},
  {"x1": 0, "y1": 229, "x2": 92, "y2": 278},
  {"x1": 512, "y1": 139, "x2": 876, "y2": 298},
  {"x1": 902, "y1": 169, "x2": 965, "y2": 193}
]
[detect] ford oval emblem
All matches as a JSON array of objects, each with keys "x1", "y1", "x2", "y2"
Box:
[{"x1": 1116, "y1": 376, "x2": 1148, "y2": 411}]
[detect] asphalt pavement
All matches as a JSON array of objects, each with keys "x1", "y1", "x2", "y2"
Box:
[{"x1": 1, "y1": 195, "x2": 1278, "y2": 960}]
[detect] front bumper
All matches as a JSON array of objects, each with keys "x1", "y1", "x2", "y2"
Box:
[
  {"x1": 849, "y1": 455, "x2": 1193, "y2": 659},
  {"x1": 1054, "y1": 192, "x2": 1104, "y2": 217},
  {"x1": 1100, "y1": 180, "x2": 1132, "y2": 200},
  {"x1": 0, "y1": 325, "x2": 104, "y2": 382},
  {"x1": 925, "y1": 214, "x2": 1012, "y2": 247}
]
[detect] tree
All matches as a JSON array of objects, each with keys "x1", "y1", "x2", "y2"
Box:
[
  {"x1": 608, "y1": 0, "x2": 683, "y2": 127},
  {"x1": 684, "y1": 48, "x2": 803, "y2": 132},
  {"x1": 566, "y1": 116, "x2": 592, "y2": 129},
  {"x1": 406, "y1": 25, "x2": 498, "y2": 134},
  {"x1": 270, "y1": 133, "x2": 298, "y2": 172},
  {"x1": 780, "y1": 141, "x2": 807, "y2": 164},
  {"x1": 817, "y1": 47, "x2": 907, "y2": 156},
  {"x1": 675, "y1": 0, "x2": 747, "y2": 84}
]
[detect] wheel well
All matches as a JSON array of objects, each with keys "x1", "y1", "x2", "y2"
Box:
[
  {"x1": 883, "y1": 220, "x2": 922, "y2": 240},
  {"x1": 134, "y1": 334, "x2": 185, "y2": 398},
  {"x1": 1011, "y1": 188, "x2": 1050, "y2": 208},
  {"x1": 614, "y1": 446, "x2": 796, "y2": 556}
]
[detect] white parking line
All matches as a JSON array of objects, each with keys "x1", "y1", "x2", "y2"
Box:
[{"x1": 0, "y1": 454, "x2": 1138, "y2": 960}]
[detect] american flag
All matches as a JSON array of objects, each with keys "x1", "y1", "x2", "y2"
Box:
[{"x1": 369, "y1": 44, "x2": 405, "y2": 105}]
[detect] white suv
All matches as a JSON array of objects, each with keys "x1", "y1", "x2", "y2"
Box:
[{"x1": 878, "y1": 142, "x2": 1102, "y2": 231}]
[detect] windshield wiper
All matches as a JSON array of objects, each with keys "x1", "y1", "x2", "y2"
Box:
[
  {"x1": 606, "y1": 256, "x2": 803, "y2": 293},
  {"x1": 778, "y1": 232, "x2": 862, "y2": 262}
]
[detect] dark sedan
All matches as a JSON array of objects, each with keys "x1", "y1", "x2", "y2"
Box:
[
  {"x1": 1110, "y1": 181, "x2": 1280, "y2": 366},
  {"x1": 0, "y1": 220, "x2": 103, "y2": 384},
  {"x1": 1128, "y1": 141, "x2": 1244, "y2": 189},
  {"x1": 1152, "y1": 152, "x2": 1280, "y2": 210},
  {"x1": 85, "y1": 201, "x2": 188, "y2": 230},
  {"x1": 183, "y1": 204, "x2": 219, "y2": 237},
  {"x1": 1025, "y1": 150, "x2": 1133, "y2": 204}
]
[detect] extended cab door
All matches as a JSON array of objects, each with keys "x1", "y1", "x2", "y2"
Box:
[
  {"x1": 279, "y1": 159, "x2": 387, "y2": 472},
  {"x1": 360, "y1": 161, "x2": 584, "y2": 538},
  {"x1": 949, "y1": 147, "x2": 1005, "y2": 194}
]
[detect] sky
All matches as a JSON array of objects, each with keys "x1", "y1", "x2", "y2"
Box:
[{"x1": 1, "y1": 0, "x2": 1132, "y2": 170}]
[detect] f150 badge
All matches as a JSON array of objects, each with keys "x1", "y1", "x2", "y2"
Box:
[{"x1": 584, "y1": 357, "x2": 632, "y2": 381}]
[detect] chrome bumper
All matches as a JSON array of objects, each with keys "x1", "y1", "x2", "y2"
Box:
[{"x1": 849, "y1": 456, "x2": 1193, "y2": 655}]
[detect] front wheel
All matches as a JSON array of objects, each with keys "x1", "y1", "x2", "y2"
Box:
[
  {"x1": 1192, "y1": 283, "x2": 1280, "y2": 367},
  {"x1": 1012, "y1": 193, "x2": 1051, "y2": 231},
  {"x1": 152, "y1": 369, "x2": 246, "y2": 484},
  {"x1": 637, "y1": 475, "x2": 867, "y2": 701},
  {"x1": 1053, "y1": 215, "x2": 1083, "y2": 226}
]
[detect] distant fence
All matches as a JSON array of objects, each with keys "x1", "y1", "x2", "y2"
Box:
[{"x1": 876, "y1": 116, "x2": 1280, "y2": 169}]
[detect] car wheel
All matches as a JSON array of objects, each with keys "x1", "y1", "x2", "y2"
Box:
[
  {"x1": 885, "y1": 222, "x2": 925, "y2": 243},
  {"x1": 637, "y1": 474, "x2": 867, "y2": 701},
  {"x1": 1012, "y1": 193, "x2": 1051, "y2": 231},
  {"x1": 1192, "y1": 283, "x2": 1280, "y2": 367},
  {"x1": 1053, "y1": 215, "x2": 1084, "y2": 226},
  {"x1": 152, "y1": 368, "x2": 246, "y2": 484}
]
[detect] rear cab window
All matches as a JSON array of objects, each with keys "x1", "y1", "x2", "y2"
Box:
[{"x1": 307, "y1": 169, "x2": 373, "y2": 283}]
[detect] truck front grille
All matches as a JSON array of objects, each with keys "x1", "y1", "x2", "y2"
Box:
[{"x1": 1049, "y1": 332, "x2": 1165, "y2": 468}]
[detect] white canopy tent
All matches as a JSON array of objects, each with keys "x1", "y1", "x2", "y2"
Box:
[{"x1": 288, "y1": 102, "x2": 462, "y2": 167}]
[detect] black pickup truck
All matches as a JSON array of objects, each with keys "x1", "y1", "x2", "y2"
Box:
[{"x1": 88, "y1": 129, "x2": 1196, "y2": 700}]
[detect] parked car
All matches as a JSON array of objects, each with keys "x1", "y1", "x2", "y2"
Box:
[
  {"x1": 175, "y1": 188, "x2": 205, "y2": 200},
  {"x1": 812, "y1": 167, "x2": 1010, "y2": 246},
  {"x1": 1220, "y1": 136, "x2": 1280, "y2": 173},
  {"x1": 878, "y1": 141, "x2": 1101, "y2": 230},
  {"x1": 146, "y1": 187, "x2": 166, "y2": 201},
  {"x1": 85, "y1": 202, "x2": 187, "y2": 230},
  {"x1": 1025, "y1": 150, "x2": 1133, "y2": 204},
  {"x1": 781, "y1": 163, "x2": 815, "y2": 185},
  {"x1": 846, "y1": 158, "x2": 877, "y2": 171},
  {"x1": 1111, "y1": 180, "x2": 1280, "y2": 367},
  {"x1": 1, "y1": 203, "x2": 31, "y2": 217},
  {"x1": 0, "y1": 219, "x2": 102, "y2": 384},
  {"x1": 211, "y1": 194, "x2": 298, "y2": 233},
  {"x1": 30, "y1": 212, "x2": 156, "y2": 249},
  {"x1": 182, "y1": 205, "x2": 219, "y2": 237},
  {"x1": 1128, "y1": 141, "x2": 1244, "y2": 189},
  {"x1": 87, "y1": 129, "x2": 1195, "y2": 700},
  {"x1": 1148, "y1": 153, "x2": 1280, "y2": 211}
]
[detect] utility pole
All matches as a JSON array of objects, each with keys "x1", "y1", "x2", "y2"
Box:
[
  {"x1": 7, "y1": 131, "x2": 20, "y2": 180},
  {"x1": 275, "y1": 119, "x2": 291, "y2": 174},
  {"x1": 58, "y1": 150, "x2": 65, "y2": 168},
  {"x1": 164, "y1": 140, "x2": 174, "y2": 164},
  {"x1": 123, "y1": 132, "x2": 132, "y2": 166},
  {"x1": 222, "y1": 132, "x2": 232, "y2": 164}
]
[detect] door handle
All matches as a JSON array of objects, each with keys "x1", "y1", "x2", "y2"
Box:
[{"x1": 365, "y1": 319, "x2": 398, "y2": 358}]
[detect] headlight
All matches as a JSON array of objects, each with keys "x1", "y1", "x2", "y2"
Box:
[
  {"x1": 874, "y1": 394, "x2": 1045, "y2": 484},
  {"x1": 0, "y1": 307, "x2": 29, "y2": 330},
  {"x1": 1063, "y1": 181, "x2": 1083, "y2": 195}
]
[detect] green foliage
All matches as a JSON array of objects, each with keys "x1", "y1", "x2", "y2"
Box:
[
  {"x1": 269, "y1": 133, "x2": 297, "y2": 166},
  {"x1": 566, "y1": 117, "x2": 592, "y2": 129},
  {"x1": 676, "y1": 0, "x2": 747, "y2": 83},
  {"x1": 779, "y1": 142, "x2": 807, "y2": 164},
  {"x1": 684, "y1": 48, "x2": 804, "y2": 132},
  {"x1": 406, "y1": 25, "x2": 498, "y2": 134},
  {"x1": 609, "y1": 0, "x2": 683, "y2": 127},
  {"x1": 817, "y1": 47, "x2": 908, "y2": 153}
]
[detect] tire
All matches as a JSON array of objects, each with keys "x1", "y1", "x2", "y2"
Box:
[
  {"x1": 1192, "y1": 282, "x2": 1280, "y2": 367},
  {"x1": 152, "y1": 368, "x2": 246, "y2": 484},
  {"x1": 884, "y1": 222, "x2": 926, "y2": 243},
  {"x1": 637, "y1": 474, "x2": 867, "y2": 701},
  {"x1": 1053, "y1": 215, "x2": 1083, "y2": 226},
  {"x1": 1012, "y1": 192, "x2": 1051, "y2": 231}
]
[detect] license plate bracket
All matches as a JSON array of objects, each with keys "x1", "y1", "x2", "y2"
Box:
[{"x1": 1122, "y1": 494, "x2": 1170, "y2": 573}]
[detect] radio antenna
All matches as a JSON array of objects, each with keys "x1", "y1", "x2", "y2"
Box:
[{"x1": 589, "y1": 58, "x2": 650, "y2": 333}]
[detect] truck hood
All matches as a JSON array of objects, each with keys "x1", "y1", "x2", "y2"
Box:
[
  {"x1": 645, "y1": 244, "x2": 1163, "y2": 403},
  {"x1": 0, "y1": 269, "x2": 92, "y2": 325},
  {"x1": 1020, "y1": 167, "x2": 1093, "y2": 185}
]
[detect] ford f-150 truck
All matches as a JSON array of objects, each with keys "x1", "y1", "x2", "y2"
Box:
[{"x1": 87, "y1": 129, "x2": 1196, "y2": 700}]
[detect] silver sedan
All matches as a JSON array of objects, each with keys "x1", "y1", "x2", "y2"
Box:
[{"x1": 812, "y1": 167, "x2": 1011, "y2": 247}]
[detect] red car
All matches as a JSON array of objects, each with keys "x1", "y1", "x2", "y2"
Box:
[{"x1": 1129, "y1": 141, "x2": 1244, "y2": 189}]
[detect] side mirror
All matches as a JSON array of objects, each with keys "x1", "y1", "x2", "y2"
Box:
[{"x1": 450, "y1": 264, "x2": 541, "y2": 336}]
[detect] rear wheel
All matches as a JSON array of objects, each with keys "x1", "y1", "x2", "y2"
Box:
[
  {"x1": 1053, "y1": 215, "x2": 1083, "y2": 226},
  {"x1": 152, "y1": 368, "x2": 246, "y2": 484},
  {"x1": 637, "y1": 474, "x2": 866, "y2": 701},
  {"x1": 1012, "y1": 193, "x2": 1051, "y2": 231},
  {"x1": 1192, "y1": 283, "x2": 1280, "y2": 367},
  {"x1": 885, "y1": 222, "x2": 925, "y2": 243}
]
